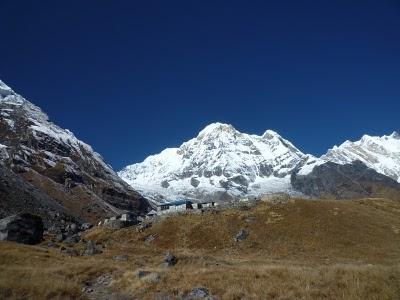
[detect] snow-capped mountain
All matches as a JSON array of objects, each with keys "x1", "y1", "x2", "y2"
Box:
[
  {"x1": 119, "y1": 123, "x2": 314, "y2": 202},
  {"x1": 322, "y1": 133, "x2": 400, "y2": 183},
  {"x1": 0, "y1": 79, "x2": 149, "y2": 222},
  {"x1": 120, "y1": 122, "x2": 400, "y2": 202}
]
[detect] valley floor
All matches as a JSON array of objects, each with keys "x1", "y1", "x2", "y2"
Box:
[{"x1": 1, "y1": 198, "x2": 400, "y2": 299}]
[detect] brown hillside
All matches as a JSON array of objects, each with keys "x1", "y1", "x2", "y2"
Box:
[{"x1": 1, "y1": 198, "x2": 400, "y2": 299}]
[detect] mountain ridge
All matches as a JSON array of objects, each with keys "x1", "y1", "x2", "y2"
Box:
[
  {"x1": 119, "y1": 122, "x2": 400, "y2": 202},
  {"x1": 0, "y1": 79, "x2": 149, "y2": 223}
]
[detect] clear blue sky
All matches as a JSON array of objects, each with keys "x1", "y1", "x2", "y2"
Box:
[{"x1": 1, "y1": 0, "x2": 399, "y2": 170}]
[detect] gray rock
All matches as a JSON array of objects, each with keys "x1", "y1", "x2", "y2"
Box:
[
  {"x1": 66, "y1": 223, "x2": 78, "y2": 234},
  {"x1": 113, "y1": 254, "x2": 128, "y2": 261},
  {"x1": 46, "y1": 241, "x2": 57, "y2": 248},
  {"x1": 155, "y1": 292, "x2": 171, "y2": 300},
  {"x1": 161, "y1": 180, "x2": 170, "y2": 188},
  {"x1": 83, "y1": 240, "x2": 102, "y2": 256},
  {"x1": 55, "y1": 233, "x2": 65, "y2": 242},
  {"x1": 234, "y1": 229, "x2": 248, "y2": 242},
  {"x1": 190, "y1": 177, "x2": 200, "y2": 188},
  {"x1": 63, "y1": 234, "x2": 80, "y2": 245},
  {"x1": 144, "y1": 234, "x2": 156, "y2": 244},
  {"x1": 81, "y1": 286, "x2": 93, "y2": 293},
  {"x1": 241, "y1": 215, "x2": 256, "y2": 223},
  {"x1": 80, "y1": 223, "x2": 93, "y2": 231},
  {"x1": 189, "y1": 287, "x2": 210, "y2": 298},
  {"x1": 0, "y1": 213, "x2": 44, "y2": 244},
  {"x1": 143, "y1": 272, "x2": 160, "y2": 283},
  {"x1": 229, "y1": 175, "x2": 249, "y2": 187},
  {"x1": 136, "y1": 222, "x2": 151, "y2": 232},
  {"x1": 96, "y1": 274, "x2": 112, "y2": 286},
  {"x1": 60, "y1": 246, "x2": 79, "y2": 257},
  {"x1": 104, "y1": 219, "x2": 130, "y2": 229},
  {"x1": 163, "y1": 251, "x2": 178, "y2": 266},
  {"x1": 135, "y1": 270, "x2": 150, "y2": 279},
  {"x1": 47, "y1": 224, "x2": 63, "y2": 234}
]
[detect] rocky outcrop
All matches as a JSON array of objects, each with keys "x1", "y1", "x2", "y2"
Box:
[
  {"x1": 291, "y1": 161, "x2": 400, "y2": 199},
  {"x1": 0, "y1": 213, "x2": 44, "y2": 244}
]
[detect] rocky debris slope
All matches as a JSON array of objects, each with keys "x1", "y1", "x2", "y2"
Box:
[
  {"x1": 119, "y1": 123, "x2": 313, "y2": 202},
  {"x1": 0, "y1": 79, "x2": 149, "y2": 222}
]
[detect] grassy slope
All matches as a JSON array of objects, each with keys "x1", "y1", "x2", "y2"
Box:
[{"x1": 1, "y1": 198, "x2": 400, "y2": 299}]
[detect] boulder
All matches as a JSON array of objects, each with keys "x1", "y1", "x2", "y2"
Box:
[
  {"x1": 0, "y1": 213, "x2": 43, "y2": 244},
  {"x1": 143, "y1": 272, "x2": 161, "y2": 283},
  {"x1": 234, "y1": 229, "x2": 248, "y2": 242},
  {"x1": 135, "y1": 270, "x2": 151, "y2": 279},
  {"x1": 104, "y1": 219, "x2": 130, "y2": 229},
  {"x1": 80, "y1": 223, "x2": 93, "y2": 231},
  {"x1": 60, "y1": 246, "x2": 79, "y2": 257},
  {"x1": 190, "y1": 177, "x2": 200, "y2": 188},
  {"x1": 55, "y1": 233, "x2": 65, "y2": 242},
  {"x1": 113, "y1": 254, "x2": 128, "y2": 261},
  {"x1": 188, "y1": 287, "x2": 212, "y2": 299},
  {"x1": 63, "y1": 234, "x2": 81, "y2": 245},
  {"x1": 66, "y1": 223, "x2": 78, "y2": 234},
  {"x1": 82, "y1": 240, "x2": 102, "y2": 256},
  {"x1": 144, "y1": 234, "x2": 156, "y2": 244},
  {"x1": 155, "y1": 292, "x2": 171, "y2": 300},
  {"x1": 136, "y1": 222, "x2": 152, "y2": 232},
  {"x1": 163, "y1": 251, "x2": 178, "y2": 267}
]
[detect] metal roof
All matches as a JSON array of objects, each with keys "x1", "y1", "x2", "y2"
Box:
[{"x1": 158, "y1": 200, "x2": 192, "y2": 206}]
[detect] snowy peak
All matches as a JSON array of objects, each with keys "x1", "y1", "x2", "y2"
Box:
[
  {"x1": 0, "y1": 79, "x2": 12, "y2": 90},
  {"x1": 197, "y1": 122, "x2": 237, "y2": 137},
  {"x1": 390, "y1": 131, "x2": 400, "y2": 139},
  {"x1": 119, "y1": 123, "x2": 311, "y2": 202},
  {"x1": 0, "y1": 79, "x2": 13, "y2": 96},
  {"x1": 322, "y1": 132, "x2": 400, "y2": 182},
  {"x1": 262, "y1": 129, "x2": 280, "y2": 139}
]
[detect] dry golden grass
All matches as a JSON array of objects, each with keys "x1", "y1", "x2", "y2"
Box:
[
  {"x1": 1, "y1": 198, "x2": 400, "y2": 299},
  {"x1": 113, "y1": 261, "x2": 400, "y2": 300}
]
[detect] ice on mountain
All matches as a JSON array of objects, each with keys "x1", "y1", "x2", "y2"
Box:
[{"x1": 119, "y1": 122, "x2": 312, "y2": 202}]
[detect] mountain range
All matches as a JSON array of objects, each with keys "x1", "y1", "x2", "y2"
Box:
[
  {"x1": 119, "y1": 123, "x2": 400, "y2": 203},
  {"x1": 0, "y1": 78, "x2": 399, "y2": 223}
]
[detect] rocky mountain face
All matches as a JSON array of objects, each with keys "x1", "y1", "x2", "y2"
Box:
[
  {"x1": 120, "y1": 123, "x2": 400, "y2": 202},
  {"x1": 292, "y1": 160, "x2": 400, "y2": 199},
  {"x1": 321, "y1": 132, "x2": 400, "y2": 182},
  {"x1": 0, "y1": 79, "x2": 149, "y2": 224},
  {"x1": 0, "y1": 164, "x2": 80, "y2": 228}
]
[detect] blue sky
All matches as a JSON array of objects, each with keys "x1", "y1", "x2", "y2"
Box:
[{"x1": 1, "y1": 0, "x2": 399, "y2": 170}]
